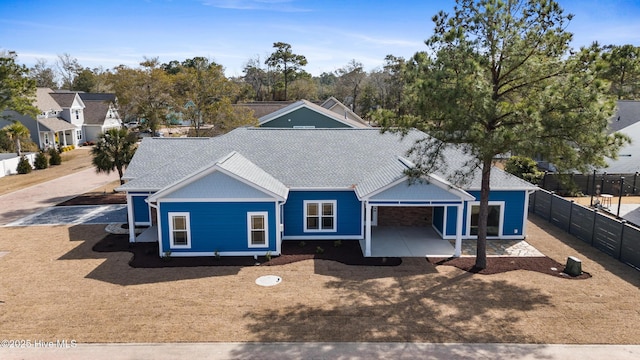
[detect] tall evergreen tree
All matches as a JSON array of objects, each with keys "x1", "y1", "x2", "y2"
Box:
[
  {"x1": 265, "y1": 42, "x2": 307, "y2": 101},
  {"x1": 378, "y1": 0, "x2": 628, "y2": 269}
]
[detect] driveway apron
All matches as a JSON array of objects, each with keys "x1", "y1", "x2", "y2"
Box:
[{"x1": 0, "y1": 167, "x2": 120, "y2": 225}]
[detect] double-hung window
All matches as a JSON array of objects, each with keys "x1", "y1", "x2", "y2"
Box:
[
  {"x1": 168, "y1": 212, "x2": 191, "y2": 248},
  {"x1": 304, "y1": 200, "x2": 336, "y2": 232},
  {"x1": 248, "y1": 212, "x2": 268, "y2": 248}
]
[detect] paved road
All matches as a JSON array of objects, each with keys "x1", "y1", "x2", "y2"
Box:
[
  {"x1": 1, "y1": 342, "x2": 639, "y2": 360},
  {"x1": 0, "y1": 167, "x2": 119, "y2": 225}
]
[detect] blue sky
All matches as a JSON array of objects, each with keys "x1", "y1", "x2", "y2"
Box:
[{"x1": 2, "y1": 0, "x2": 640, "y2": 77}]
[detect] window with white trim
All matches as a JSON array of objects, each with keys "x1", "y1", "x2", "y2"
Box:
[
  {"x1": 304, "y1": 200, "x2": 336, "y2": 232},
  {"x1": 468, "y1": 203, "x2": 502, "y2": 236},
  {"x1": 76, "y1": 130, "x2": 82, "y2": 140},
  {"x1": 247, "y1": 212, "x2": 268, "y2": 248},
  {"x1": 75, "y1": 110, "x2": 80, "y2": 119},
  {"x1": 168, "y1": 212, "x2": 191, "y2": 248}
]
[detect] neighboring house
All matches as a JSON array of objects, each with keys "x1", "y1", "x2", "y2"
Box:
[
  {"x1": 0, "y1": 88, "x2": 122, "y2": 150},
  {"x1": 78, "y1": 93, "x2": 122, "y2": 143},
  {"x1": 258, "y1": 99, "x2": 371, "y2": 128},
  {"x1": 117, "y1": 128, "x2": 536, "y2": 259},
  {"x1": 320, "y1": 96, "x2": 369, "y2": 127}
]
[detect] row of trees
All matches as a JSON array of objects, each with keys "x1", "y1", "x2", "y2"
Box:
[{"x1": 25, "y1": 42, "x2": 640, "y2": 127}]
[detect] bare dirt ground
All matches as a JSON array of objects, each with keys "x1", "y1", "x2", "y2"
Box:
[
  {"x1": 0, "y1": 148, "x2": 95, "y2": 196},
  {"x1": 0, "y1": 215, "x2": 638, "y2": 344}
]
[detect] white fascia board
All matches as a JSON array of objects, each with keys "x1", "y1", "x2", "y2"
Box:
[
  {"x1": 288, "y1": 187, "x2": 355, "y2": 191},
  {"x1": 156, "y1": 198, "x2": 276, "y2": 203}
]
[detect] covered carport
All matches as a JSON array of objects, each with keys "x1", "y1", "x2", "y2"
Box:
[{"x1": 359, "y1": 174, "x2": 475, "y2": 258}]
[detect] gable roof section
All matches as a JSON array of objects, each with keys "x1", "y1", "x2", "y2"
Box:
[
  {"x1": 50, "y1": 92, "x2": 85, "y2": 109},
  {"x1": 356, "y1": 157, "x2": 475, "y2": 201},
  {"x1": 120, "y1": 128, "x2": 537, "y2": 195},
  {"x1": 83, "y1": 100, "x2": 113, "y2": 125},
  {"x1": 258, "y1": 100, "x2": 370, "y2": 128},
  {"x1": 148, "y1": 151, "x2": 288, "y2": 202},
  {"x1": 320, "y1": 96, "x2": 368, "y2": 127}
]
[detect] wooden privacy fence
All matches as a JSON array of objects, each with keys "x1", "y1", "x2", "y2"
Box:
[{"x1": 529, "y1": 189, "x2": 640, "y2": 270}]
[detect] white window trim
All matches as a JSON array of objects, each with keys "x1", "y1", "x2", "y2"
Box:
[
  {"x1": 466, "y1": 201, "x2": 505, "y2": 237},
  {"x1": 303, "y1": 200, "x2": 337, "y2": 233},
  {"x1": 168, "y1": 212, "x2": 191, "y2": 249},
  {"x1": 247, "y1": 211, "x2": 269, "y2": 248},
  {"x1": 76, "y1": 129, "x2": 82, "y2": 140}
]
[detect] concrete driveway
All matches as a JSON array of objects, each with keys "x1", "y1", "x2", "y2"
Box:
[
  {"x1": 5, "y1": 204, "x2": 127, "y2": 226},
  {"x1": 0, "y1": 167, "x2": 120, "y2": 226}
]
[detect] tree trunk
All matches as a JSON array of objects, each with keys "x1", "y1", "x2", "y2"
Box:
[
  {"x1": 117, "y1": 166, "x2": 125, "y2": 185},
  {"x1": 475, "y1": 157, "x2": 493, "y2": 269},
  {"x1": 15, "y1": 138, "x2": 22, "y2": 157}
]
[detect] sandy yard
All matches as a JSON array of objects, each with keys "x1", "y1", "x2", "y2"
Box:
[{"x1": 0, "y1": 215, "x2": 638, "y2": 344}]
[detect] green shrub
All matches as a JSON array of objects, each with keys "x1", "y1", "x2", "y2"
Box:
[
  {"x1": 48, "y1": 148, "x2": 62, "y2": 165},
  {"x1": 34, "y1": 151, "x2": 48, "y2": 170},
  {"x1": 505, "y1": 156, "x2": 544, "y2": 184},
  {"x1": 315, "y1": 246, "x2": 324, "y2": 254},
  {"x1": 16, "y1": 156, "x2": 33, "y2": 174}
]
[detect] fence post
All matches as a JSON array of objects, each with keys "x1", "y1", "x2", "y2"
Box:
[
  {"x1": 617, "y1": 177, "x2": 624, "y2": 217},
  {"x1": 549, "y1": 191, "x2": 554, "y2": 222},
  {"x1": 601, "y1": 172, "x2": 606, "y2": 195},
  {"x1": 633, "y1": 172, "x2": 638, "y2": 195},
  {"x1": 568, "y1": 200, "x2": 575, "y2": 233},
  {"x1": 618, "y1": 220, "x2": 626, "y2": 260},
  {"x1": 591, "y1": 209, "x2": 598, "y2": 246},
  {"x1": 590, "y1": 170, "x2": 596, "y2": 206}
]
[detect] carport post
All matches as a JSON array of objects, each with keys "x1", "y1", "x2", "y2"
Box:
[
  {"x1": 126, "y1": 193, "x2": 136, "y2": 243},
  {"x1": 365, "y1": 202, "x2": 372, "y2": 257},
  {"x1": 454, "y1": 204, "x2": 463, "y2": 257}
]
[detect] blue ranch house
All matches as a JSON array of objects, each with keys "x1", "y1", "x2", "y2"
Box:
[{"x1": 117, "y1": 128, "x2": 537, "y2": 258}]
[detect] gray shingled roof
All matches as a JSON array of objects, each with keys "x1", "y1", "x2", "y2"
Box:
[
  {"x1": 49, "y1": 93, "x2": 79, "y2": 108},
  {"x1": 38, "y1": 117, "x2": 77, "y2": 132},
  {"x1": 119, "y1": 128, "x2": 537, "y2": 195},
  {"x1": 609, "y1": 100, "x2": 640, "y2": 133},
  {"x1": 82, "y1": 100, "x2": 113, "y2": 125},
  {"x1": 78, "y1": 93, "x2": 116, "y2": 102},
  {"x1": 602, "y1": 120, "x2": 640, "y2": 173},
  {"x1": 34, "y1": 88, "x2": 62, "y2": 112}
]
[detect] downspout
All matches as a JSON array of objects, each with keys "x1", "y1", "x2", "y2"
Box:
[{"x1": 146, "y1": 199, "x2": 162, "y2": 256}]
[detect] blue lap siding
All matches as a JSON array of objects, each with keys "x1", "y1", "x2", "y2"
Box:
[
  {"x1": 283, "y1": 190, "x2": 362, "y2": 238},
  {"x1": 159, "y1": 201, "x2": 277, "y2": 254},
  {"x1": 466, "y1": 190, "x2": 527, "y2": 237},
  {"x1": 131, "y1": 193, "x2": 151, "y2": 224}
]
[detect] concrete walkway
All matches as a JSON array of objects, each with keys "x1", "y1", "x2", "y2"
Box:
[
  {"x1": 0, "y1": 167, "x2": 119, "y2": 225},
  {"x1": 1, "y1": 342, "x2": 639, "y2": 360}
]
